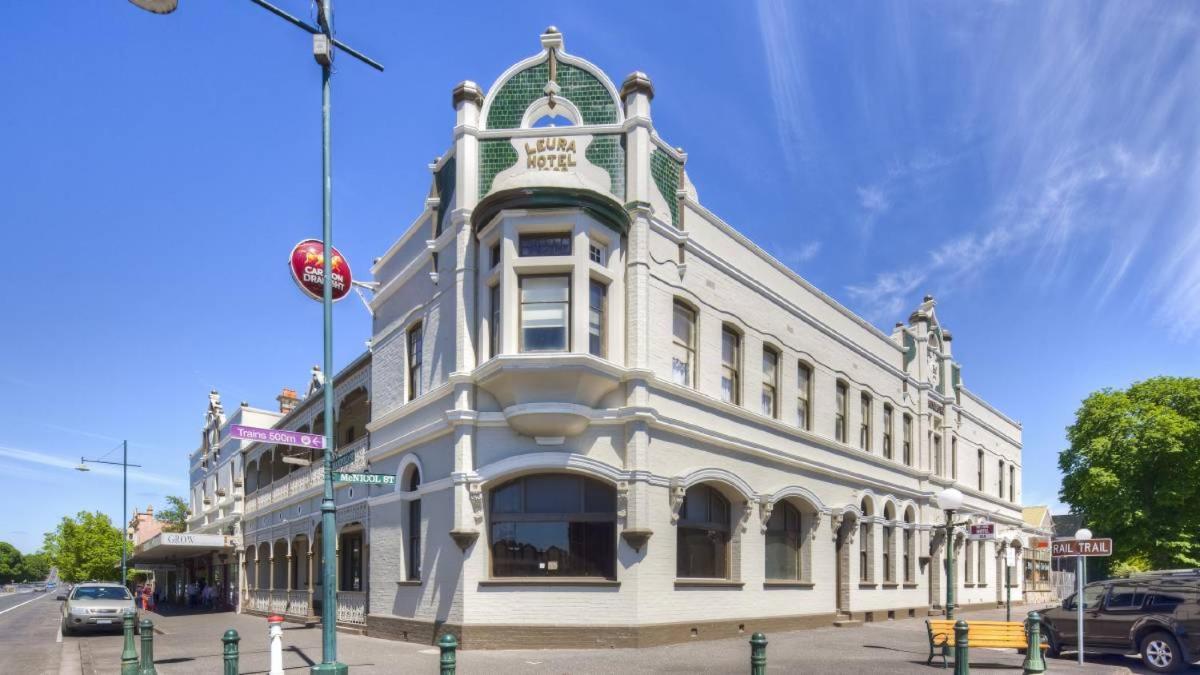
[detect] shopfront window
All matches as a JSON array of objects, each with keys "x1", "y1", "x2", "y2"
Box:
[{"x1": 676, "y1": 484, "x2": 731, "y2": 579}]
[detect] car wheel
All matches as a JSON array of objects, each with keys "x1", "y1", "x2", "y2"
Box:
[
  {"x1": 60, "y1": 619, "x2": 72, "y2": 637},
  {"x1": 1041, "y1": 626, "x2": 1061, "y2": 659},
  {"x1": 1141, "y1": 631, "x2": 1185, "y2": 673}
]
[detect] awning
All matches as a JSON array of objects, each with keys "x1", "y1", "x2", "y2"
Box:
[{"x1": 127, "y1": 532, "x2": 235, "y2": 565}]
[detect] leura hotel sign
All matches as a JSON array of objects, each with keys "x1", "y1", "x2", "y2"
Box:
[{"x1": 525, "y1": 137, "x2": 577, "y2": 171}]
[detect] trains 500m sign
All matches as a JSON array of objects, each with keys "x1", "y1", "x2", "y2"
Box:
[{"x1": 289, "y1": 239, "x2": 352, "y2": 302}]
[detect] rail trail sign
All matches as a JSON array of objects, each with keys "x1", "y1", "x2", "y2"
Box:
[
  {"x1": 230, "y1": 424, "x2": 325, "y2": 449},
  {"x1": 968, "y1": 523, "x2": 995, "y2": 540},
  {"x1": 332, "y1": 471, "x2": 395, "y2": 486},
  {"x1": 1052, "y1": 538, "x2": 1113, "y2": 557}
]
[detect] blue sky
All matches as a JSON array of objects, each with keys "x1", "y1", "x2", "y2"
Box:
[{"x1": 2, "y1": 2, "x2": 1197, "y2": 553}]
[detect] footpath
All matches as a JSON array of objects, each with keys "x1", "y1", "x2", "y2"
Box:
[{"x1": 78, "y1": 604, "x2": 1144, "y2": 674}]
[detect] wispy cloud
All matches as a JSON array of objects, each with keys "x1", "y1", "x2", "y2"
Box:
[
  {"x1": 840, "y1": 3, "x2": 1200, "y2": 332},
  {"x1": 0, "y1": 445, "x2": 183, "y2": 489},
  {"x1": 754, "y1": 0, "x2": 813, "y2": 172},
  {"x1": 769, "y1": 241, "x2": 822, "y2": 270}
]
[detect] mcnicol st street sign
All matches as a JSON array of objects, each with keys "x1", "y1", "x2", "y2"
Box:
[
  {"x1": 1052, "y1": 538, "x2": 1114, "y2": 557},
  {"x1": 332, "y1": 471, "x2": 395, "y2": 486}
]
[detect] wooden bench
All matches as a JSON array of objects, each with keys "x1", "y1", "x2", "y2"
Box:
[{"x1": 925, "y1": 619, "x2": 1043, "y2": 667}]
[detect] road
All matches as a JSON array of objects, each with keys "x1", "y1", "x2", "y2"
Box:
[{"x1": 0, "y1": 589, "x2": 66, "y2": 674}]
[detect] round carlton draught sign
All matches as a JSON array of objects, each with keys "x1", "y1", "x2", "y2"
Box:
[{"x1": 288, "y1": 239, "x2": 353, "y2": 302}]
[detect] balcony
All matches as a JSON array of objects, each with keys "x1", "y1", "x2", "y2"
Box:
[{"x1": 243, "y1": 437, "x2": 368, "y2": 514}]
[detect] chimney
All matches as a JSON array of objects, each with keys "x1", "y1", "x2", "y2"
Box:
[
  {"x1": 277, "y1": 387, "x2": 300, "y2": 414},
  {"x1": 146, "y1": 504, "x2": 154, "y2": 516}
]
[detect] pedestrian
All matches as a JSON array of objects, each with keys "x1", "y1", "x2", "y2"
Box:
[
  {"x1": 186, "y1": 581, "x2": 198, "y2": 608},
  {"x1": 202, "y1": 583, "x2": 215, "y2": 610}
]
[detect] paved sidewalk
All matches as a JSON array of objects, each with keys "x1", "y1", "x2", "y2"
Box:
[{"x1": 78, "y1": 605, "x2": 1146, "y2": 674}]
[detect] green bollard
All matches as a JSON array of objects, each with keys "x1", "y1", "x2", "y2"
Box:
[
  {"x1": 222, "y1": 629, "x2": 240, "y2": 675},
  {"x1": 1022, "y1": 612, "x2": 1047, "y2": 674},
  {"x1": 749, "y1": 632, "x2": 768, "y2": 675},
  {"x1": 120, "y1": 611, "x2": 138, "y2": 675},
  {"x1": 438, "y1": 633, "x2": 458, "y2": 675},
  {"x1": 138, "y1": 618, "x2": 157, "y2": 675},
  {"x1": 953, "y1": 619, "x2": 969, "y2": 675}
]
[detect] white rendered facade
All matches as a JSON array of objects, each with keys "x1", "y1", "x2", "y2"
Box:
[{"x1": 350, "y1": 29, "x2": 1028, "y2": 648}]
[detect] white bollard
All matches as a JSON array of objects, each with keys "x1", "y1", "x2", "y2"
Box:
[{"x1": 268, "y1": 614, "x2": 285, "y2": 675}]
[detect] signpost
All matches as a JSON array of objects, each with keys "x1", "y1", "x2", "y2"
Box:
[
  {"x1": 1004, "y1": 545, "x2": 1017, "y2": 621},
  {"x1": 230, "y1": 424, "x2": 326, "y2": 449},
  {"x1": 289, "y1": 239, "x2": 353, "y2": 302},
  {"x1": 332, "y1": 472, "x2": 395, "y2": 486},
  {"x1": 330, "y1": 450, "x2": 357, "y2": 471},
  {"x1": 1052, "y1": 531, "x2": 1112, "y2": 665},
  {"x1": 968, "y1": 523, "x2": 995, "y2": 540}
]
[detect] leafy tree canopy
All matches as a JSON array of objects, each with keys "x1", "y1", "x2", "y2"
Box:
[
  {"x1": 42, "y1": 511, "x2": 124, "y2": 583},
  {"x1": 156, "y1": 495, "x2": 189, "y2": 533},
  {"x1": 1059, "y1": 376, "x2": 1200, "y2": 570},
  {"x1": 0, "y1": 542, "x2": 23, "y2": 583},
  {"x1": 21, "y1": 552, "x2": 51, "y2": 582}
]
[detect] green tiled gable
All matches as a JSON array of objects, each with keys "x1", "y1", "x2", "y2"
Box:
[
  {"x1": 650, "y1": 149, "x2": 683, "y2": 226},
  {"x1": 434, "y1": 156, "x2": 455, "y2": 236},
  {"x1": 486, "y1": 60, "x2": 618, "y2": 130},
  {"x1": 585, "y1": 135, "x2": 625, "y2": 199},
  {"x1": 478, "y1": 140, "x2": 518, "y2": 197}
]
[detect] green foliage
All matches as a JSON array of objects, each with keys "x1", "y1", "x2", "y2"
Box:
[
  {"x1": 1110, "y1": 556, "x2": 1152, "y2": 579},
  {"x1": 1059, "y1": 376, "x2": 1200, "y2": 570},
  {"x1": 156, "y1": 495, "x2": 189, "y2": 533},
  {"x1": 42, "y1": 511, "x2": 124, "y2": 583},
  {"x1": 0, "y1": 542, "x2": 23, "y2": 583}
]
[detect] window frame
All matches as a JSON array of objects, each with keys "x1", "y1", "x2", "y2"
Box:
[
  {"x1": 720, "y1": 325, "x2": 742, "y2": 406},
  {"x1": 671, "y1": 301, "x2": 697, "y2": 388},
  {"x1": 797, "y1": 363, "x2": 812, "y2": 431},
  {"x1": 764, "y1": 500, "x2": 805, "y2": 581},
  {"x1": 407, "y1": 322, "x2": 423, "y2": 402},
  {"x1": 761, "y1": 345, "x2": 780, "y2": 418},
  {"x1": 882, "y1": 404, "x2": 893, "y2": 459},
  {"x1": 587, "y1": 279, "x2": 607, "y2": 358},
  {"x1": 518, "y1": 232, "x2": 572, "y2": 257},
  {"x1": 676, "y1": 484, "x2": 733, "y2": 579},
  {"x1": 835, "y1": 381, "x2": 848, "y2": 443},
  {"x1": 902, "y1": 414, "x2": 913, "y2": 465},
  {"x1": 518, "y1": 274, "x2": 572, "y2": 353},
  {"x1": 488, "y1": 283, "x2": 501, "y2": 359},
  {"x1": 859, "y1": 393, "x2": 872, "y2": 451}
]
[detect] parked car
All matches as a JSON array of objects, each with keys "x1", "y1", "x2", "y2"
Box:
[
  {"x1": 1039, "y1": 569, "x2": 1200, "y2": 673},
  {"x1": 60, "y1": 582, "x2": 139, "y2": 636}
]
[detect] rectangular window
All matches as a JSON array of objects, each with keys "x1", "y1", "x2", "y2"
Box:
[
  {"x1": 407, "y1": 498, "x2": 421, "y2": 581},
  {"x1": 903, "y1": 414, "x2": 912, "y2": 465},
  {"x1": 978, "y1": 450, "x2": 985, "y2": 490},
  {"x1": 903, "y1": 529, "x2": 913, "y2": 583},
  {"x1": 720, "y1": 327, "x2": 740, "y2": 405},
  {"x1": 882, "y1": 405, "x2": 893, "y2": 459},
  {"x1": 933, "y1": 434, "x2": 942, "y2": 476},
  {"x1": 518, "y1": 232, "x2": 572, "y2": 257},
  {"x1": 407, "y1": 323, "x2": 423, "y2": 401},
  {"x1": 797, "y1": 364, "x2": 812, "y2": 430},
  {"x1": 998, "y1": 460, "x2": 1005, "y2": 498},
  {"x1": 859, "y1": 393, "x2": 872, "y2": 451},
  {"x1": 519, "y1": 276, "x2": 570, "y2": 352},
  {"x1": 761, "y1": 346, "x2": 779, "y2": 418},
  {"x1": 490, "y1": 242, "x2": 501, "y2": 269},
  {"x1": 951, "y1": 437, "x2": 958, "y2": 479},
  {"x1": 671, "y1": 302, "x2": 696, "y2": 387},
  {"x1": 835, "y1": 382, "x2": 848, "y2": 442},
  {"x1": 882, "y1": 526, "x2": 893, "y2": 582},
  {"x1": 1009, "y1": 466, "x2": 1015, "y2": 502},
  {"x1": 859, "y1": 520, "x2": 869, "y2": 582},
  {"x1": 488, "y1": 284, "x2": 501, "y2": 359},
  {"x1": 589, "y1": 242, "x2": 604, "y2": 264},
  {"x1": 588, "y1": 280, "x2": 606, "y2": 358},
  {"x1": 339, "y1": 531, "x2": 363, "y2": 592}
]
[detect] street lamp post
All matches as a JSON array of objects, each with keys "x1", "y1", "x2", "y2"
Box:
[
  {"x1": 128, "y1": 2, "x2": 382, "y2": 672},
  {"x1": 1074, "y1": 527, "x2": 1092, "y2": 666},
  {"x1": 935, "y1": 488, "x2": 966, "y2": 619},
  {"x1": 77, "y1": 440, "x2": 141, "y2": 585}
]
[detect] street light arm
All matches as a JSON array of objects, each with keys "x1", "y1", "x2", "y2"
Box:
[
  {"x1": 80, "y1": 457, "x2": 143, "y2": 468},
  {"x1": 247, "y1": 0, "x2": 384, "y2": 71}
]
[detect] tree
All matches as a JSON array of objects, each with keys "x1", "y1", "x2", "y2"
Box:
[
  {"x1": 156, "y1": 495, "x2": 189, "y2": 533},
  {"x1": 21, "y1": 552, "x2": 51, "y2": 582},
  {"x1": 42, "y1": 511, "x2": 124, "y2": 583},
  {"x1": 1059, "y1": 376, "x2": 1200, "y2": 571},
  {"x1": 0, "y1": 542, "x2": 23, "y2": 583}
]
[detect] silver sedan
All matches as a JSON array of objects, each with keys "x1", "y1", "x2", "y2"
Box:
[{"x1": 60, "y1": 582, "x2": 139, "y2": 635}]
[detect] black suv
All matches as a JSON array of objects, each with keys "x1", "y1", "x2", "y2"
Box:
[{"x1": 1039, "y1": 570, "x2": 1200, "y2": 672}]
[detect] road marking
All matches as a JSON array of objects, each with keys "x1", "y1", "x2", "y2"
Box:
[
  {"x1": 56, "y1": 623, "x2": 63, "y2": 643},
  {"x1": 0, "y1": 591, "x2": 47, "y2": 615}
]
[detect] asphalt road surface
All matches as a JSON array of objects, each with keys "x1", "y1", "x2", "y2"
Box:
[{"x1": 0, "y1": 589, "x2": 66, "y2": 674}]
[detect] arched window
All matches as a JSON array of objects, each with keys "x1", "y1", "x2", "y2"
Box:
[
  {"x1": 405, "y1": 467, "x2": 421, "y2": 581},
  {"x1": 489, "y1": 474, "x2": 616, "y2": 579},
  {"x1": 858, "y1": 498, "x2": 874, "y2": 583},
  {"x1": 903, "y1": 507, "x2": 915, "y2": 583},
  {"x1": 882, "y1": 503, "x2": 896, "y2": 583},
  {"x1": 677, "y1": 484, "x2": 731, "y2": 578},
  {"x1": 765, "y1": 500, "x2": 804, "y2": 580}
]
